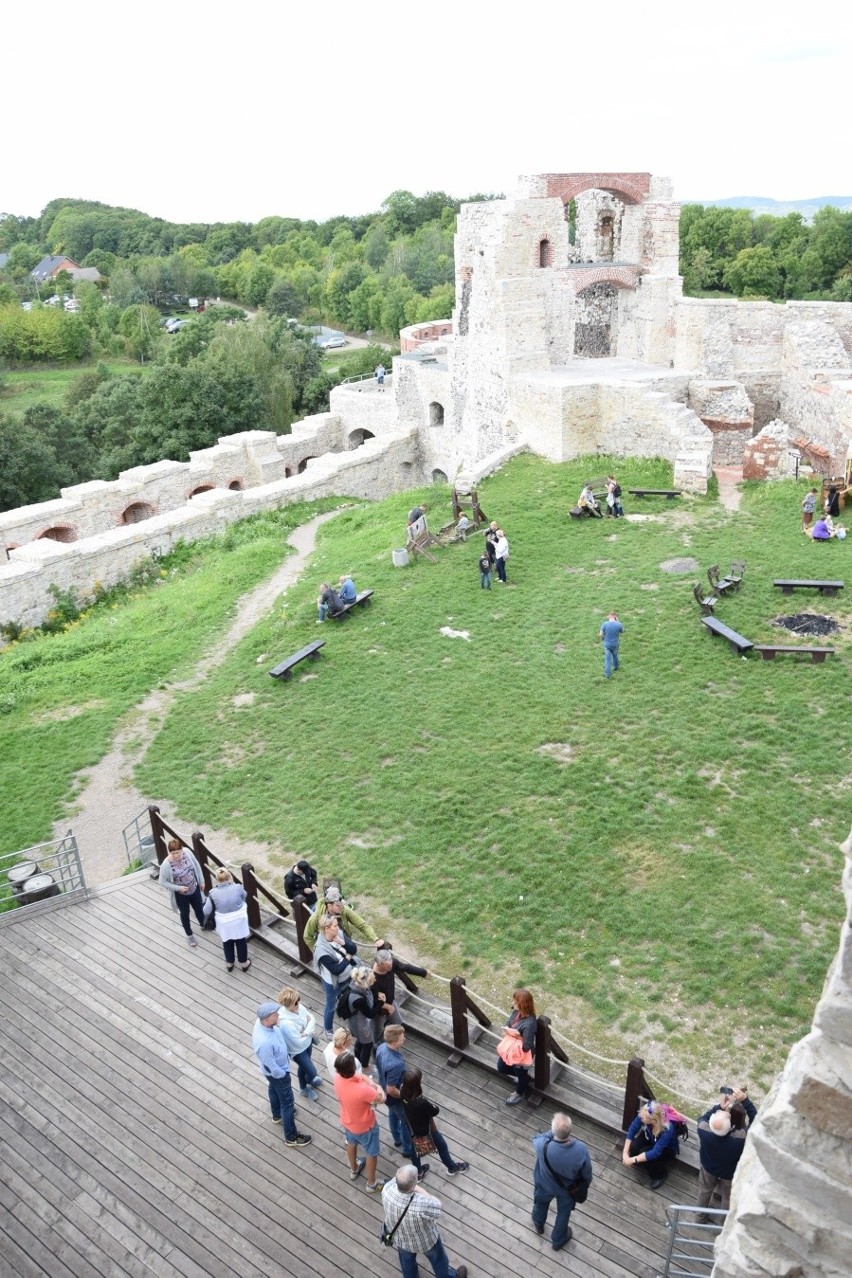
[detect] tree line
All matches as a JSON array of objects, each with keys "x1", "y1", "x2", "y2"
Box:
[{"x1": 680, "y1": 204, "x2": 852, "y2": 300}]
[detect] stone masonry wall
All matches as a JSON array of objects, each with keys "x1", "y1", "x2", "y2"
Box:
[
  {"x1": 711, "y1": 826, "x2": 852, "y2": 1278},
  {"x1": 0, "y1": 428, "x2": 418, "y2": 633}
]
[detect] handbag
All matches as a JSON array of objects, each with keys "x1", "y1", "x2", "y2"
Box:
[
  {"x1": 542, "y1": 1138, "x2": 589, "y2": 1203},
  {"x1": 497, "y1": 1032, "x2": 533, "y2": 1068},
  {"x1": 402, "y1": 1105, "x2": 438, "y2": 1156},
  {"x1": 379, "y1": 1191, "x2": 414, "y2": 1246}
]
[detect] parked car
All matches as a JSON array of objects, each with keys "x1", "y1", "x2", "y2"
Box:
[{"x1": 320, "y1": 335, "x2": 347, "y2": 349}]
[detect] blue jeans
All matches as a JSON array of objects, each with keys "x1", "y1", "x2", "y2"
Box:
[
  {"x1": 604, "y1": 644, "x2": 619, "y2": 677},
  {"x1": 222, "y1": 937, "x2": 248, "y2": 965},
  {"x1": 532, "y1": 1186, "x2": 574, "y2": 1248},
  {"x1": 291, "y1": 1046, "x2": 320, "y2": 1092},
  {"x1": 497, "y1": 1056, "x2": 531, "y2": 1095},
  {"x1": 480, "y1": 571, "x2": 491, "y2": 589},
  {"x1": 496, "y1": 557, "x2": 507, "y2": 583},
  {"x1": 318, "y1": 603, "x2": 328, "y2": 621},
  {"x1": 408, "y1": 1125, "x2": 458, "y2": 1173},
  {"x1": 322, "y1": 981, "x2": 337, "y2": 1034},
  {"x1": 266, "y1": 1073, "x2": 297, "y2": 1141},
  {"x1": 397, "y1": 1235, "x2": 459, "y2": 1278},
  {"x1": 387, "y1": 1103, "x2": 412, "y2": 1152}
]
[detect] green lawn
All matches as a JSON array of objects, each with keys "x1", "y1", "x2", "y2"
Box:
[
  {"x1": 0, "y1": 360, "x2": 152, "y2": 414},
  {"x1": 1, "y1": 456, "x2": 848, "y2": 1100}
]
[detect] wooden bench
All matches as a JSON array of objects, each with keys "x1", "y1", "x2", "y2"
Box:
[
  {"x1": 330, "y1": 589, "x2": 374, "y2": 620},
  {"x1": 754, "y1": 645, "x2": 835, "y2": 664},
  {"x1": 693, "y1": 582, "x2": 718, "y2": 616},
  {"x1": 628, "y1": 488, "x2": 682, "y2": 499},
  {"x1": 708, "y1": 563, "x2": 737, "y2": 595},
  {"x1": 773, "y1": 579, "x2": 844, "y2": 598},
  {"x1": 700, "y1": 617, "x2": 754, "y2": 654},
  {"x1": 269, "y1": 639, "x2": 325, "y2": 681}
]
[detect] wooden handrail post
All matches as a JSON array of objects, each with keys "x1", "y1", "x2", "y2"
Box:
[
  {"x1": 534, "y1": 1015, "x2": 552, "y2": 1093},
  {"x1": 148, "y1": 805, "x2": 168, "y2": 866},
  {"x1": 191, "y1": 831, "x2": 213, "y2": 893},
  {"x1": 622, "y1": 1055, "x2": 654, "y2": 1132},
  {"x1": 449, "y1": 976, "x2": 469, "y2": 1050},
  {"x1": 292, "y1": 894, "x2": 312, "y2": 965},
  {"x1": 241, "y1": 862, "x2": 262, "y2": 930}
]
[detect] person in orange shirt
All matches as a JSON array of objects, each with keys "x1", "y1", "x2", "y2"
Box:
[{"x1": 333, "y1": 1051, "x2": 386, "y2": 1192}]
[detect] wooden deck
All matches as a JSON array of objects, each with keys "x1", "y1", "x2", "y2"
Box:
[{"x1": 0, "y1": 876, "x2": 698, "y2": 1278}]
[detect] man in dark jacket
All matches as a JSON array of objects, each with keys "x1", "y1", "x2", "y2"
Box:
[
  {"x1": 283, "y1": 860, "x2": 318, "y2": 911},
  {"x1": 532, "y1": 1113, "x2": 592, "y2": 1250},
  {"x1": 371, "y1": 947, "x2": 428, "y2": 1044},
  {"x1": 696, "y1": 1105, "x2": 748, "y2": 1214}
]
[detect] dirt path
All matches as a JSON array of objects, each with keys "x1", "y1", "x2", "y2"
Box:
[
  {"x1": 714, "y1": 465, "x2": 744, "y2": 512},
  {"x1": 54, "y1": 511, "x2": 340, "y2": 885}
]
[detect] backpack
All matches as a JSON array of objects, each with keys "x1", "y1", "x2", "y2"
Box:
[
  {"x1": 335, "y1": 984, "x2": 354, "y2": 1020},
  {"x1": 659, "y1": 1102, "x2": 689, "y2": 1141},
  {"x1": 612, "y1": 483, "x2": 622, "y2": 499}
]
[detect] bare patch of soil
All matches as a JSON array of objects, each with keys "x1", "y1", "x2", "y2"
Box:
[{"x1": 537, "y1": 742, "x2": 575, "y2": 764}]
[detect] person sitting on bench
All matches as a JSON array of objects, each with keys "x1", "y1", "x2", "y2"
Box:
[
  {"x1": 317, "y1": 582, "x2": 345, "y2": 622},
  {"x1": 408, "y1": 503, "x2": 428, "y2": 527},
  {"x1": 578, "y1": 482, "x2": 603, "y2": 517},
  {"x1": 455, "y1": 513, "x2": 471, "y2": 537},
  {"x1": 338, "y1": 574, "x2": 357, "y2": 604}
]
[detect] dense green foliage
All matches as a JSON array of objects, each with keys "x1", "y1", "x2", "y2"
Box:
[
  {"x1": 1, "y1": 458, "x2": 847, "y2": 1092},
  {"x1": 680, "y1": 204, "x2": 852, "y2": 299}
]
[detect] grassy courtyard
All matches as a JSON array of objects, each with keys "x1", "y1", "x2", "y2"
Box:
[{"x1": 1, "y1": 456, "x2": 848, "y2": 1101}]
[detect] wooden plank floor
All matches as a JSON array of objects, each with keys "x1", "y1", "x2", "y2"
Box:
[{"x1": 0, "y1": 877, "x2": 698, "y2": 1278}]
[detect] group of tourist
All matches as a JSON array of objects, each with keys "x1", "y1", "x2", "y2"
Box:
[
  {"x1": 802, "y1": 485, "x2": 846, "y2": 539},
  {"x1": 577, "y1": 475, "x2": 623, "y2": 518},
  {"x1": 475, "y1": 520, "x2": 509, "y2": 588},
  {"x1": 316, "y1": 573, "x2": 358, "y2": 621}
]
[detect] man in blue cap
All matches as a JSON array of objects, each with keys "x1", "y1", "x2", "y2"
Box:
[{"x1": 253, "y1": 1001, "x2": 312, "y2": 1148}]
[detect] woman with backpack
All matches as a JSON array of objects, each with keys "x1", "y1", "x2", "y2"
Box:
[
  {"x1": 606, "y1": 476, "x2": 624, "y2": 517},
  {"x1": 345, "y1": 965, "x2": 378, "y2": 1068},
  {"x1": 622, "y1": 1100, "x2": 681, "y2": 1190},
  {"x1": 313, "y1": 914, "x2": 359, "y2": 1038}
]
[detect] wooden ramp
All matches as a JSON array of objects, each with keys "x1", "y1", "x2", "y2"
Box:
[{"x1": 0, "y1": 876, "x2": 697, "y2": 1278}]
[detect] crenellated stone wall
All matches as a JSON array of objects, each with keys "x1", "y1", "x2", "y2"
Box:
[{"x1": 711, "y1": 826, "x2": 852, "y2": 1278}]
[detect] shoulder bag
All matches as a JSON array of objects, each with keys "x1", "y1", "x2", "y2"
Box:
[
  {"x1": 379, "y1": 1192, "x2": 415, "y2": 1246},
  {"x1": 542, "y1": 1138, "x2": 589, "y2": 1204}
]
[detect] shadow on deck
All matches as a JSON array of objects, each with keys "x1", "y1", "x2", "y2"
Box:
[{"x1": 0, "y1": 875, "x2": 698, "y2": 1278}]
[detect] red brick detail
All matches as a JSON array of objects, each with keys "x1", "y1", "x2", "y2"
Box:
[
  {"x1": 35, "y1": 524, "x2": 77, "y2": 543},
  {"x1": 400, "y1": 320, "x2": 453, "y2": 353},
  {"x1": 541, "y1": 173, "x2": 651, "y2": 206},
  {"x1": 701, "y1": 418, "x2": 753, "y2": 434},
  {"x1": 564, "y1": 264, "x2": 642, "y2": 292}
]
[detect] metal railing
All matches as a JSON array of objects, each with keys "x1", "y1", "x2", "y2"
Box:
[
  {"x1": 659, "y1": 1205, "x2": 727, "y2": 1277},
  {"x1": 339, "y1": 370, "x2": 393, "y2": 386},
  {"x1": 123, "y1": 808, "x2": 158, "y2": 869},
  {"x1": 0, "y1": 831, "x2": 86, "y2": 919}
]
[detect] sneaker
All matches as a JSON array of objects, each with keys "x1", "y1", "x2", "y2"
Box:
[
  {"x1": 553, "y1": 1227, "x2": 573, "y2": 1250},
  {"x1": 324, "y1": 1030, "x2": 334, "y2": 1041},
  {"x1": 240, "y1": 959, "x2": 252, "y2": 972},
  {"x1": 456, "y1": 1268, "x2": 468, "y2": 1278},
  {"x1": 300, "y1": 1086, "x2": 319, "y2": 1101},
  {"x1": 349, "y1": 1157, "x2": 366, "y2": 1181},
  {"x1": 505, "y1": 1092, "x2": 524, "y2": 1105},
  {"x1": 271, "y1": 1117, "x2": 282, "y2": 1124},
  {"x1": 532, "y1": 1218, "x2": 544, "y2": 1235},
  {"x1": 417, "y1": 1164, "x2": 430, "y2": 1181},
  {"x1": 447, "y1": 1162, "x2": 469, "y2": 1176},
  {"x1": 648, "y1": 1176, "x2": 667, "y2": 1191},
  {"x1": 365, "y1": 1179, "x2": 387, "y2": 1193},
  {"x1": 226, "y1": 963, "x2": 234, "y2": 972},
  {"x1": 284, "y1": 1133, "x2": 312, "y2": 1148},
  {"x1": 187, "y1": 935, "x2": 198, "y2": 948}
]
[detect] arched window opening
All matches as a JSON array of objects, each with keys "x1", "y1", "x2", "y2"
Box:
[
  {"x1": 121, "y1": 502, "x2": 155, "y2": 525},
  {"x1": 597, "y1": 213, "x2": 615, "y2": 261},
  {"x1": 284, "y1": 467, "x2": 293, "y2": 478},
  {"x1": 297, "y1": 457, "x2": 316, "y2": 474},
  {"x1": 227, "y1": 479, "x2": 244, "y2": 491},
  {"x1": 188, "y1": 484, "x2": 215, "y2": 498},
  {"x1": 37, "y1": 525, "x2": 77, "y2": 544},
  {"x1": 538, "y1": 238, "x2": 553, "y2": 268},
  {"x1": 431, "y1": 469, "x2": 448, "y2": 484},
  {"x1": 348, "y1": 429, "x2": 375, "y2": 450},
  {"x1": 429, "y1": 402, "x2": 445, "y2": 427}
]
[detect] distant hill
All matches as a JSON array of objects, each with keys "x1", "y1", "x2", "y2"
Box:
[{"x1": 692, "y1": 195, "x2": 852, "y2": 221}]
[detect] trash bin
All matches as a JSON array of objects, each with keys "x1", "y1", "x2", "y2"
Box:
[
  {"x1": 138, "y1": 836, "x2": 156, "y2": 867},
  {"x1": 20, "y1": 873, "x2": 61, "y2": 905},
  {"x1": 7, "y1": 861, "x2": 39, "y2": 899},
  {"x1": 392, "y1": 548, "x2": 409, "y2": 568}
]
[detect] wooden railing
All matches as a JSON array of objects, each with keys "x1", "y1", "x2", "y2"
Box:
[{"x1": 148, "y1": 804, "x2": 661, "y2": 1135}]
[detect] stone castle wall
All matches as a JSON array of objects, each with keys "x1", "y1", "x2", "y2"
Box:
[{"x1": 711, "y1": 827, "x2": 852, "y2": 1278}]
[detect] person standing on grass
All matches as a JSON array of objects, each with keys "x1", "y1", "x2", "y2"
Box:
[
  {"x1": 494, "y1": 528, "x2": 510, "y2": 583},
  {"x1": 801, "y1": 487, "x2": 818, "y2": 530},
  {"x1": 599, "y1": 611, "x2": 623, "y2": 679},
  {"x1": 333, "y1": 1051, "x2": 386, "y2": 1192},
  {"x1": 158, "y1": 838, "x2": 206, "y2": 949},
  {"x1": 478, "y1": 549, "x2": 492, "y2": 590},
  {"x1": 203, "y1": 866, "x2": 251, "y2": 971},
  {"x1": 531, "y1": 1112, "x2": 593, "y2": 1251},
  {"x1": 252, "y1": 1002, "x2": 312, "y2": 1148}
]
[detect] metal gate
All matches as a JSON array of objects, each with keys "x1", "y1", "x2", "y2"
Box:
[{"x1": 0, "y1": 831, "x2": 87, "y2": 919}]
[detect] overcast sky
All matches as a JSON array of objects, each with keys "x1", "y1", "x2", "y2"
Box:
[{"x1": 3, "y1": 1, "x2": 848, "y2": 226}]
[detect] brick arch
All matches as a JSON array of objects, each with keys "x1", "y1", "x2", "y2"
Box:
[
  {"x1": 121, "y1": 501, "x2": 155, "y2": 525},
  {"x1": 227, "y1": 478, "x2": 244, "y2": 491},
  {"x1": 36, "y1": 524, "x2": 78, "y2": 544},
  {"x1": 297, "y1": 457, "x2": 316, "y2": 474},
  {"x1": 543, "y1": 172, "x2": 651, "y2": 206},
  {"x1": 571, "y1": 264, "x2": 642, "y2": 293},
  {"x1": 188, "y1": 483, "x2": 216, "y2": 498}
]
